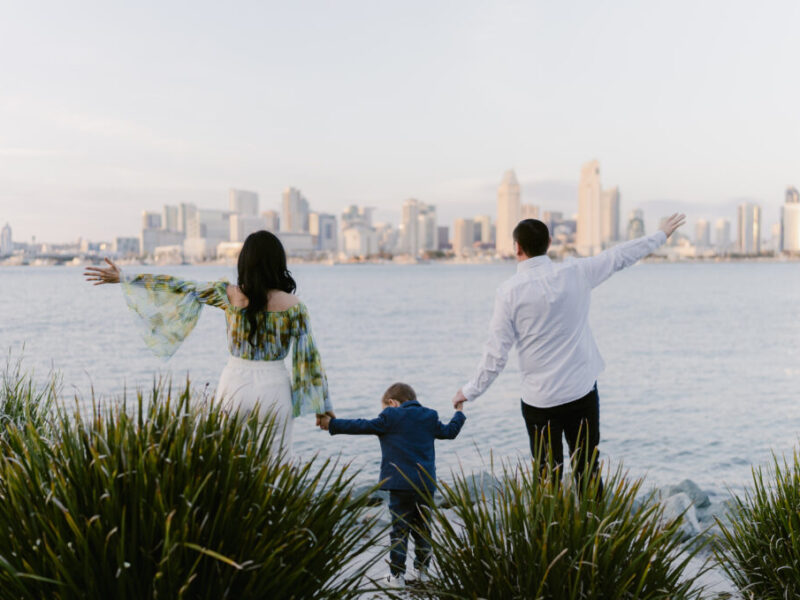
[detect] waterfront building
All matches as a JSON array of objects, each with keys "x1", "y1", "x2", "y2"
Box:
[
  {"x1": 113, "y1": 237, "x2": 140, "y2": 257},
  {"x1": 600, "y1": 187, "x2": 620, "y2": 246},
  {"x1": 342, "y1": 224, "x2": 377, "y2": 258},
  {"x1": 452, "y1": 218, "x2": 475, "y2": 255},
  {"x1": 418, "y1": 204, "x2": 437, "y2": 252},
  {"x1": 520, "y1": 204, "x2": 539, "y2": 220},
  {"x1": 154, "y1": 245, "x2": 184, "y2": 264},
  {"x1": 277, "y1": 232, "x2": 314, "y2": 256},
  {"x1": 626, "y1": 210, "x2": 645, "y2": 240},
  {"x1": 496, "y1": 170, "x2": 521, "y2": 256},
  {"x1": 187, "y1": 210, "x2": 231, "y2": 243},
  {"x1": 217, "y1": 242, "x2": 244, "y2": 261},
  {"x1": 473, "y1": 215, "x2": 493, "y2": 244},
  {"x1": 542, "y1": 211, "x2": 563, "y2": 234},
  {"x1": 142, "y1": 211, "x2": 162, "y2": 230},
  {"x1": 282, "y1": 187, "x2": 310, "y2": 233},
  {"x1": 576, "y1": 161, "x2": 602, "y2": 256},
  {"x1": 230, "y1": 214, "x2": 267, "y2": 243},
  {"x1": 162, "y1": 205, "x2": 179, "y2": 232},
  {"x1": 1, "y1": 223, "x2": 12, "y2": 256},
  {"x1": 142, "y1": 229, "x2": 184, "y2": 256},
  {"x1": 375, "y1": 223, "x2": 398, "y2": 254},
  {"x1": 715, "y1": 219, "x2": 731, "y2": 253},
  {"x1": 229, "y1": 189, "x2": 259, "y2": 216},
  {"x1": 309, "y1": 212, "x2": 338, "y2": 251},
  {"x1": 437, "y1": 226, "x2": 450, "y2": 250},
  {"x1": 341, "y1": 205, "x2": 374, "y2": 229},
  {"x1": 262, "y1": 210, "x2": 280, "y2": 232},
  {"x1": 695, "y1": 219, "x2": 711, "y2": 248},
  {"x1": 781, "y1": 186, "x2": 800, "y2": 253},
  {"x1": 737, "y1": 203, "x2": 761, "y2": 256},
  {"x1": 177, "y1": 203, "x2": 197, "y2": 235}
]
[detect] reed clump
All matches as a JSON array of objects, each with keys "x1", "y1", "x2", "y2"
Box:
[
  {"x1": 423, "y1": 455, "x2": 706, "y2": 600},
  {"x1": 715, "y1": 448, "x2": 800, "y2": 598},
  {"x1": 0, "y1": 375, "x2": 384, "y2": 600}
]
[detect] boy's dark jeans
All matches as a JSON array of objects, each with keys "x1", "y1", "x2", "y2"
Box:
[
  {"x1": 520, "y1": 383, "x2": 603, "y2": 496},
  {"x1": 388, "y1": 490, "x2": 432, "y2": 578}
]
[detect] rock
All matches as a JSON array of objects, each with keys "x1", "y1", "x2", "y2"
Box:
[
  {"x1": 660, "y1": 492, "x2": 701, "y2": 540},
  {"x1": 663, "y1": 479, "x2": 711, "y2": 509}
]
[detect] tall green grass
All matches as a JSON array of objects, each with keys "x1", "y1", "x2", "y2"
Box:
[
  {"x1": 424, "y1": 456, "x2": 707, "y2": 600},
  {"x1": 0, "y1": 354, "x2": 57, "y2": 442},
  {"x1": 0, "y1": 378, "x2": 385, "y2": 599},
  {"x1": 715, "y1": 448, "x2": 800, "y2": 598}
]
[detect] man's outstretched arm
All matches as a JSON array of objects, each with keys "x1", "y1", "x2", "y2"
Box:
[
  {"x1": 578, "y1": 213, "x2": 686, "y2": 288},
  {"x1": 453, "y1": 289, "x2": 515, "y2": 408}
]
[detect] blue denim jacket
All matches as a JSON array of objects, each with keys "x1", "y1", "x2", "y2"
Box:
[{"x1": 328, "y1": 400, "x2": 466, "y2": 492}]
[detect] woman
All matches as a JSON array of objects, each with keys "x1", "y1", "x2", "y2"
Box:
[{"x1": 84, "y1": 230, "x2": 334, "y2": 453}]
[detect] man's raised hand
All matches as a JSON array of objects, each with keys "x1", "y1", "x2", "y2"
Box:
[{"x1": 659, "y1": 213, "x2": 687, "y2": 238}]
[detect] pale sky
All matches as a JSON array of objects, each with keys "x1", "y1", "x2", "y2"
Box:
[{"x1": 1, "y1": 0, "x2": 798, "y2": 243}]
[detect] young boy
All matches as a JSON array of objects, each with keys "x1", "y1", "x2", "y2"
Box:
[{"x1": 318, "y1": 382, "x2": 466, "y2": 586}]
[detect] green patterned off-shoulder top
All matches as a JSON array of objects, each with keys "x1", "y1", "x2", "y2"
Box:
[{"x1": 120, "y1": 272, "x2": 331, "y2": 417}]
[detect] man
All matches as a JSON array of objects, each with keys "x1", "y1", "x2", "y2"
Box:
[{"x1": 452, "y1": 213, "x2": 686, "y2": 485}]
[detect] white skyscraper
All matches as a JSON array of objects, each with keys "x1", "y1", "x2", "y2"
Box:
[
  {"x1": 178, "y1": 203, "x2": 197, "y2": 235},
  {"x1": 309, "y1": 212, "x2": 338, "y2": 251},
  {"x1": 162, "y1": 205, "x2": 179, "y2": 232},
  {"x1": 474, "y1": 215, "x2": 493, "y2": 244},
  {"x1": 282, "y1": 187, "x2": 310, "y2": 233},
  {"x1": 520, "y1": 204, "x2": 539, "y2": 220},
  {"x1": 496, "y1": 170, "x2": 521, "y2": 256},
  {"x1": 715, "y1": 219, "x2": 731, "y2": 253},
  {"x1": 262, "y1": 210, "x2": 280, "y2": 232},
  {"x1": 230, "y1": 214, "x2": 267, "y2": 243},
  {"x1": 695, "y1": 219, "x2": 711, "y2": 248},
  {"x1": 0, "y1": 223, "x2": 12, "y2": 256},
  {"x1": 142, "y1": 211, "x2": 162, "y2": 230},
  {"x1": 417, "y1": 203, "x2": 437, "y2": 252},
  {"x1": 626, "y1": 209, "x2": 645, "y2": 240},
  {"x1": 600, "y1": 186, "x2": 620, "y2": 246},
  {"x1": 781, "y1": 186, "x2": 800, "y2": 253},
  {"x1": 576, "y1": 160, "x2": 603, "y2": 256},
  {"x1": 452, "y1": 218, "x2": 475, "y2": 255},
  {"x1": 229, "y1": 189, "x2": 259, "y2": 216},
  {"x1": 401, "y1": 198, "x2": 421, "y2": 256},
  {"x1": 737, "y1": 203, "x2": 761, "y2": 255}
]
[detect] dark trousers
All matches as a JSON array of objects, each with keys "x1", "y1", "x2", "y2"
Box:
[
  {"x1": 388, "y1": 490, "x2": 432, "y2": 577},
  {"x1": 521, "y1": 384, "x2": 603, "y2": 495}
]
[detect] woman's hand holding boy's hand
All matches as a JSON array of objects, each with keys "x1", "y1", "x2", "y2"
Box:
[{"x1": 317, "y1": 414, "x2": 332, "y2": 430}]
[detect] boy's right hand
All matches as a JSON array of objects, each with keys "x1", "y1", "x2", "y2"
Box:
[{"x1": 454, "y1": 400, "x2": 465, "y2": 412}]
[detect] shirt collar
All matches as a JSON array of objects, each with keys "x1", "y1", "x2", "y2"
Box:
[{"x1": 517, "y1": 255, "x2": 552, "y2": 273}]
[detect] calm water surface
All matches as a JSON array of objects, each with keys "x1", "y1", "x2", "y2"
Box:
[{"x1": 2, "y1": 261, "x2": 799, "y2": 496}]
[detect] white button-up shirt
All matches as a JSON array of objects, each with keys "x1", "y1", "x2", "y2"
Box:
[{"x1": 462, "y1": 231, "x2": 667, "y2": 408}]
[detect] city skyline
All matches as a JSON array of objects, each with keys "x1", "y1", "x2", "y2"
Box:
[{"x1": 1, "y1": 1, "x2": 798, "y2": 243}]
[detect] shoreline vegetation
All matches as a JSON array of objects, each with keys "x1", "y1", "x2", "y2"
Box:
[{"x1": 1, "y1": 361, "x2": 798, "y2": 598}]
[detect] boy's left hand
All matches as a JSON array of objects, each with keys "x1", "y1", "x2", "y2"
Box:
[{"x1": 318, "y1": 415, "x2": 332, "y2": 430}]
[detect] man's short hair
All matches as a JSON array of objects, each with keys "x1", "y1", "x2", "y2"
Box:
[
  {"x1": 382, "y1": 382, "x2": 416, "y2": 404},
  {"x1": 513, "y1": 219, "x2": 550, "y2": 257}
]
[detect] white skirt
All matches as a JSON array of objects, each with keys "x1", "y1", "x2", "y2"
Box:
[{"x1": 216, "y1": 356, "x2": 294, "y2": 454}]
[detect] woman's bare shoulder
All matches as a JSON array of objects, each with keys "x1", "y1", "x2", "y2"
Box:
[
  {"x1": 267, "y1": 291, "x2": 301, "y2": 312},
  {"x1": 226, "y1": 284, "x2": 249, "y2": 308}
]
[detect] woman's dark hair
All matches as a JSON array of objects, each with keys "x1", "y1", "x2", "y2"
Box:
[
  {"x1": 237, "y1": 231, "x2": 296, "y2": 346},
  {"x1": 512, "y1": 219, "x2": 550, "y2": 257}
]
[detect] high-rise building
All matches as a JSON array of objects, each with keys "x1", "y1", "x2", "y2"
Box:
[
  {"x1": 0, "y1": 223, "x2": 12, "y2": 256},
  {"x1": 309, "y1": 212, "x2": 338, "y2": 251},
  {"x1": 695, "y1": 219, "x2": 711, "y2": 248},
  {"x1": 230, "y1": 214, "x2": 267, "y2": 243},
  {"x1": 600, "y1": 187, "x2": 620, "y2": 246},
  {"x1": 113, "y1": 237, "x2": 140, "y2": 257},
  {"x1": 626, "y1": 210, "x2": 645, "y2": 240},
  {"x1": 715, "y1": 219, "x2": 731, "y2": 253},
  {"x1": 187, "y1": 210, "x2": 231, "y2": 242},
  {"x1": 452, "y1": 218, "x2": 475, "y2": 255},
  {"x1": 473, "y1": 215, "x2": 493, "y2": 245},
  {"x1": 282, "y1": 188, "x2": 310, "y2": 233},
  {"x1": 496, "y1": 170, "x2": 521, "y2": 256},
  {"x1": 142, "y1": 211, "x2": 162, "y2": 230},
  {"x1": 162, "y1": 205, "x2": 179, "y2": 232},
  {"x1": 342, "y1": 224, "x2": 377, "y2": 258},
  {"x1": 229, "y1": 189, "x2": 259, "y2": 216},
  {"x1": 437, "y1": 226, "x2": 450, "y2": 250},
  {"x1": 781, "y1": 186, "x2": 800, "y2": 253},
  {"x1": 178, "y1": 203, "x2": 197, "y2": 234},
  {"x1": 401, "y1": 198, "x2": 421, "y2": 256},
  {"x1": 520, "y1": 204, "x2": 539, "y2": 220},
  {"x1": 341, "y1": 205, "x2": 374, "y2": 229},
  {"x1": 737, "y1": 203, "x2": 761, "y2": 255},
  {"x1": 417, "y1": 204, "x2": 437, "y2": 252},
  {"x1": 262, "y1": 210, "x2": 280, "y2": 232},
  {"x1": 576, "y1": 160, "x2": 603, "y2": 256}
]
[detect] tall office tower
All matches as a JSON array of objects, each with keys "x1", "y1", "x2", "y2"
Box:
[
  {"x1": 262, "y1": 210, "x2": 280, "y2": 232},
  {"x1": 178, "y1": 203, "x2": 197, "y2": 234},
  {"x1": 229, "y1": 189, "x2": 259, "y2": 216},
  {"x1": 496, "y1": 169, "x2": 521, "y2": 256},
  {"x1": 142, "y1": 211, "x2": 162, "y2": 230},
  {"x1": 0, "y1": 223, "x2": 12, "y2": 255},
  {"x1": 520, "y1": 204, "x2": 539, "y2": 220},
  {"x1": 452, "y1": 218, "x2": 475, "y2": 255},
  {"x1": 542, "y1": 211, "x2": 563, "y2": 234},
  {"x1": 715, "y1": 219, "x2": 731, "y2": 252},
  {"x1": 437, "y1": 226, "x2": 450, "y2": 250},
  {"x1": 626, "y1": 209, "x2": 645, "y2": 240},
  {"x1": 230, "y1": 214, "x2": 267, "y2": 243},
  {"x1": 309, "y1": 212, "x2": 338, "y2": 251},
  {"x1": 282, "y1": 187, "x2": 310, "y2": 233},
  {"x1": 341, "y1": 205, "x2": 374, "y2": 229},
  {"x1": 417, "y1": 203, "x2": 437, "y2": 252},
  {"x1": 473, "y1": 215, "x2": 493, "y2": 244},
  {"x1": 187, "y1": 210, "x2": 231, "y2": 242},
  {"x1": 600, "y1": 186, "x2": 620, "y2": 246},
  {"x1": 695, "y1": 219, "x2": 711, "y2": 248},
  {"x1": 162, "y1": 205, "x2": 179, "y2": 232},
  {"x1": 401, "y1": 198, "x2": 421, "y2": 255},
  {"x1": 737, "y1": 203, "x2": 761, "y2": 255},
  {"x1": 781, "y1": 186, "x2": 800, "y2": 253},
  {"x1": 576, "y1": 160, "x2": 603, "y2": 256}
]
